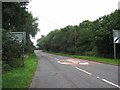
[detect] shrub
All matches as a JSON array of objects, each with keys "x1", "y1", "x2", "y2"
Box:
[
  {"x1": 84, "y1": 51, "x2": 96, "y2": 56},
  {"x1": 2, "y1": 29, "x2": 23, "y2": 71}
]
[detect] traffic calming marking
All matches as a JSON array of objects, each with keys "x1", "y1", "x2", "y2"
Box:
[
  {"x1": 57, "y1": 59, "x2": 89, "y2": 65},
  {"x1": 79, "y1": 62, "x2": 88, "y2": 65},
  {"x1": 58, "y1": 58, "x2": 119, "y2": 88},
  {"x1": 58, "y1": 61, "x2": 70, "y2": 64}
]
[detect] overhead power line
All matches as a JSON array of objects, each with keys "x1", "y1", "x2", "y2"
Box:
[{"x1": 38, "y1": 15, "x2": 62, "y2": 26}]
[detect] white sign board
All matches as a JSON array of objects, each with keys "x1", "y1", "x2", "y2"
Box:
[
  {"x1": 113, "y1": 30, "x2": 120, "y2": 44},
  {"x1": 11, "y1": 32, "x2": 26, "y2": 43}
]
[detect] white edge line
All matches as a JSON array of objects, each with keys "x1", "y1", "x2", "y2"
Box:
[
  {"x1": 75, "y1": 67, "x2": 92, "y2": 75},
  {"x1": 102, "y1": 79, "x2": 120, "y2": 88}
]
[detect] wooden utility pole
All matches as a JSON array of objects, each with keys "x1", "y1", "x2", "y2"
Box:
[{"x1": 74, "y1": 29, "x2": 77, "y2": 48}]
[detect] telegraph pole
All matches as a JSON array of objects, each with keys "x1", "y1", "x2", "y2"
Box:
[{"x1": 74, "y1": 29, "x2": 77, "y2": 48}]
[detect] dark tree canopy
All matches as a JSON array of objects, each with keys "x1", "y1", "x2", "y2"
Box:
[
  {"x1": 37, "y1": 10, "x2": 120, "y2": 58},
  {"x1": 2, "y1": 2, "x2": 39, "y2": 70},
  {"x1": 2, "y1": 2, "x2": 39, "y2": 54}
]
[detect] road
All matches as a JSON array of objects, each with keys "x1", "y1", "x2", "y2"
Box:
[{"x1": 30, "y1": 50, "x2": 119, "y2": 88}]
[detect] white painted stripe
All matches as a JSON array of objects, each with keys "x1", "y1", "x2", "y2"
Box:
[
  {"x1": 58, "y1": 61, "x2": 61, "y2": 63},
  {"x1": 96, "y1": 76, "x2": 100, "y2": 79},
  {"x1": 102, "y1": 79, "x2": 120, "y2": 88},
  {"x1": 75, "y1": 67, "x2": 92, "y2": 75},
  {"x1": 58, "y1": 61, "x2": 70, "y2": 64},
  {"x1": 80, "y1": 62, "x2": 88, "y2": 65}
]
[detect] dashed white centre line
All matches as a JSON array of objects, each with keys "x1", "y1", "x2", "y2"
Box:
[
  {"x1": 75, "y1": 67, "x2": 120, "y2": 88},
  {"x1": 102, "y1": 79, "x2": 120, "y2": 88},
  {"x1": 75, "y1": 67, "x2": 92, "y2": 75},
  {"x1": 57, "y1": 58, "x2": 119, "y2": 88}
]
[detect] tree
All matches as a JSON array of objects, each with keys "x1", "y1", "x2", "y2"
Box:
[
  {"x1": 2, "y1": 2, "x2": 39, "y2": 70},
  {"x1": 2, "y1": 2, "x2": 39, "y2": 53},
  {"x1": 37, "y1": 10, "x2": 120, "y2": 58},
  {"x1": 94, "y1": 10, "x2": 120, "y2": 58},
  {"x1": 2, "y1": 29, "x2": 22, "y2": 70}
]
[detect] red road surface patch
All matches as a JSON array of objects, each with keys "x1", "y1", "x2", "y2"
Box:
[{"x1": 58, "y1": 58, "x2": 101, "y2": 66}]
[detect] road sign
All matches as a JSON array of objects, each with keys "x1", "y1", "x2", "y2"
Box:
[
  {"x1": 11, "y1": 32, "x2": 26, "y2": 43},
  {"x1": 113, "y1": 30, "x2": 120, "y2": 44},
  {"x1": 114, "y1": 37, "x2": 120, "y2": 43},
  {"x1": 10, "y1": 32, "x2": 26, "y2": 66},
  {"x1": 113, "y1": 30, "x2": 120, "y2": 59}
]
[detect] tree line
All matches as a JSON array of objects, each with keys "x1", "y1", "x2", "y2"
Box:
[
  {"x1": 37, "y1": 10, "x2": 120, "y2": 58},
  {"x1": 2, "y1": 2, "x2": 39, "y2": 70}
]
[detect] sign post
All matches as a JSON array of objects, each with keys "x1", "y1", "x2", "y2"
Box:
[
  {"x1": 114, "y1": 43, "x2": 116, "y2": 59},
  {"x1": 113, "y1": 30, "x2": 120, "y2": 59},
  {"x1": 11, "y1": 32, "x2": 26, "y2": 66}
]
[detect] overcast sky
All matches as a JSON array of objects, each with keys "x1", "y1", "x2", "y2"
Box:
[{"x1": 27, "y1": 0, "x2": 119, "y2": 46}]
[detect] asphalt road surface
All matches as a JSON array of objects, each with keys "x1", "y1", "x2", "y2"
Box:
[{"x1": 30, "y1": 50, "x2": 119, "y2": 88}]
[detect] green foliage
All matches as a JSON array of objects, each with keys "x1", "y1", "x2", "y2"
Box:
[
  {"x1": 3, "y1": 54, "x2": 37, "y2": 88},
  {"x1": 94, "y1": 10, "x2": 120, "y2": 58},
  {"x1": 77, "y1": 20, "x2": 94, "y2": 54},
  {"x1": 37, "y1": 10, "x2": 120, "y2": 59},
  {"x1": 84, "y1": 51, "x2": 96, "y2": 56},
  {"x1": 74, "y1": 55, "x2": 120, "y2": 65},
  {"x1": 2, "y1": 2, "x2": 39, "y2": 70},
  {"x1": 2, "y1": 29, "x2": 23, "y2": 70},
  {"x1": 2, "y1": 2, "x2": 39, "y2": 54}
]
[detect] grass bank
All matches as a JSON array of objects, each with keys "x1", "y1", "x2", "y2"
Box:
[
  {"x1": 48, "y1": 52, "x2": 120, "y2": 65},
  {"x1": 2, "y1": 53, "x2": 38, "y2": 89}
]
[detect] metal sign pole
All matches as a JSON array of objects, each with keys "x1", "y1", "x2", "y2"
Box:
[
  {"x1": 22, "y1": 44, "x2": 24, "y2": 67},
  {"x1": 114, "y1": 43, "x2": 116, "y2": 59}
]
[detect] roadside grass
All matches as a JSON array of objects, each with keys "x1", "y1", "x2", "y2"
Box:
[
  {"x1": 48, "y1": 52, "x2": 120, "y2": 65},
  {"x1": 2, "y1": 53, "x2": 38, "y2": 89},
  {"x1": 73, "y1": 55, "x2": 120, "y2": 65}
]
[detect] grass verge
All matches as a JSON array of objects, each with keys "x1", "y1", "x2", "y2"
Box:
[
  {"x1": 48, "y1": 52, "x2": 120, "y2": 65},
  {"x1": 2, "y1": 53, "x2": 38, "y2": 89}
]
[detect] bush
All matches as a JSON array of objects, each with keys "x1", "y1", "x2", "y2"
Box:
[
  {"x1": 2, "y1": 29, "x2": 23, "y2": 71},
  {"x1": 84, "y1": 51, "x2": 96, "y2": 56}
]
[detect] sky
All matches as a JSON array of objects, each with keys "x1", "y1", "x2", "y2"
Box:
[{"x1": 27, "y1": 0, "x2": 120, "y2": 46}]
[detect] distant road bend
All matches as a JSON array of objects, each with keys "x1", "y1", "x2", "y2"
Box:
[{"x1": 30, "y1": 50, "x2": 119, "y2": 88}]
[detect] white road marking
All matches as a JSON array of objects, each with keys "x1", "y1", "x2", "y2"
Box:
[
  {"x1": 57, "y1": 58, "x2": 119, "y2": 88},
  {"x1": 56, "y1": 57, "x2": 119, "y2": 88},
  {"x1": 75, "y1": 67, "x2": 92, "y2": 75},
  {"x1": 79, "y1": 62, "x2": 88, "y2": 65},
  {"x1": 96, "y1": 76, "x2": 100, "y2": 79},
  {"x1": 102, "y1": 79, "x2": 120, "y2": 88},
  {"x1": 57, "y1": 61, "x2": 61, "y2": 64},
  {"x1": 57, "y1": 61, "x2": 70, "y2": 64}
]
